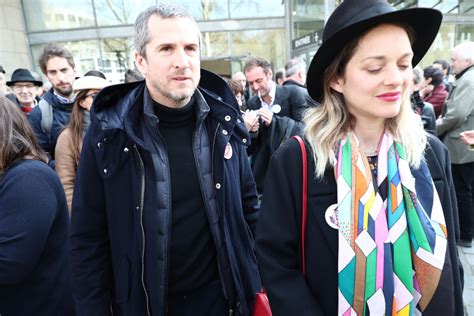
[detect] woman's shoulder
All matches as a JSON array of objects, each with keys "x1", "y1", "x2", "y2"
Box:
[
  {"x1": 2, "y1": 160, "x2": 59, "y2": 188},
  {"x1": 272, "y1": 136, "x2": 309, "y2": 163},
  {"x1": 57, "y1": 128, "x2": 73, "y2": 144}
]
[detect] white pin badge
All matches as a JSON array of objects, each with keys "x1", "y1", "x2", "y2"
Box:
[
  {"x1": 325, "y1": 204, "x2": 339, "y2": 229},
  {"x1": 224, "y1": 142, "x2": 233, "y2": 159},
  {"x1": 271, "y1": 104, "x2": 281, "y2": 114}
]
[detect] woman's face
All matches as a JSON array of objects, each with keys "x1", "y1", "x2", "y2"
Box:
[
  {"x1": 79, "y1": 89, "x2": 100, "y2": 111},
  {"x1": 331, "y1": 24, "x2": 413, "y2": 125}
]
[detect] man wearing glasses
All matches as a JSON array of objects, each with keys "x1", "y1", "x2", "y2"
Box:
[{"x1": 6, "y1": 68, "x2": 43, "y2": 116}]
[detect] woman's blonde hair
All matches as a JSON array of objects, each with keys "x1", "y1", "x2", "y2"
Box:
[{"x1": 304, "y1": 23, "x2": 426, "y2": 178}]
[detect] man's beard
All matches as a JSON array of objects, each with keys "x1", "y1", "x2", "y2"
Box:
[{"x1": 54, "y1": 83, "x2": 73, "y2": 97}]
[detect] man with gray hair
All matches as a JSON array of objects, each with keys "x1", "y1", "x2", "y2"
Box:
[
  {"x1": 282, "y1": 57, "x2": 316, "y2": 107},
  {"x1": 71, "y1": 4, "x2": 261, "y2": 315},
  {"x1": 283, "y1": 57, "x2": 306, "y2": 86},
  {"x1": 437, "y1": 41, "x2": 474, "y2": 248}
]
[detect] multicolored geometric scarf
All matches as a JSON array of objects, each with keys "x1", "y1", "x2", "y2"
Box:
[{"x1": 335, "y1": 132, "x2": 447, "y2": 315}]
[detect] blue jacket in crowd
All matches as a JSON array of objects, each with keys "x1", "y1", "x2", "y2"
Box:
[
  {"x1": 70, "y1": 70, "x2": 261, "y2": 315},
  {"x1": 0, "y1": 159, "x2": 74, "y2": 315},
  {"x1": 28, "y1": 89, "x2": 74, "y2": 156}
]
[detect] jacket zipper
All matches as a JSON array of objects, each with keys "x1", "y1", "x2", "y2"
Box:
[
  {"x1": 210, "y1": 122, "x2": 220, "y2": 177},
  {"x1": 134, "y1": 145, "x2": 151, "y2": 316}
]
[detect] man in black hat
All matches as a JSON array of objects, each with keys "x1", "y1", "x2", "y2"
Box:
[{"x1": 6, "y1": 68, "x2": 43, "y2": 116}]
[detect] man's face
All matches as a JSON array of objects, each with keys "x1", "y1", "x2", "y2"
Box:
[
  {"x1": 245, "y1": 66, "x2": 272, "y2": 97},
  {"x1": 450, "y1": 50, "x2": 470, "y2": 76},
  {"x1": 45, "y1": 56, "x2": 75, "y2": 98},
  {"x1": 135, "y1": 15, "x2": 201, "y2": 108},
  {"x1": 232, "y1": 72, "x2": 247, "y2": 90},
  {"x1": 12, "y1": 81, "x2": 37, "y2": 106}
]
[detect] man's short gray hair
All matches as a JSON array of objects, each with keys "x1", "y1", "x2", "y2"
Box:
[
  {"x1": 284, "y1": 57, "x2": 307, "y2": 78},
  {"x1": 453, "y1": 41, "x2": 474, "y2": 64},
  {"x1": 134, "y1": 4, "x2": 197, "y2": 58}
]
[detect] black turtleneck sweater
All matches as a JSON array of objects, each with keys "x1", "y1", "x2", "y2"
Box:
[{"x1": 153, "y1": 98, "x2": 218, "y2": 297}]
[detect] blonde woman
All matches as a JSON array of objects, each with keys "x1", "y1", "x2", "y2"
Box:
[
  {"x1": 55, "y1": 75, "x2": 108, "y2": 212},
  {"x1": 256, "y1": 0, "x2": 463, "y2": 315}
]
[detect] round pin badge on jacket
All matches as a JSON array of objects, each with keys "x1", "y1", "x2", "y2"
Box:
[
  {"x1": 325, "y1": 204, "x2": 339, "y2": 229},
  {"x1": 271, "y1": 104, "x2": 281, "y2": 114},
  {"x1": 224, "y1": 142, "x2": 233, "y2": 159}
]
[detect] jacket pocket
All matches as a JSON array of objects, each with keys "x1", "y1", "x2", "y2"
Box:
[{"x1": 113, "y1": 256, "x2": 131, "y2": 303}]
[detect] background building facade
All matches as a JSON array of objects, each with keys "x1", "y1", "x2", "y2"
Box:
[{"x1": 0, "y1": 0, "x2": 472, "y2": 82}]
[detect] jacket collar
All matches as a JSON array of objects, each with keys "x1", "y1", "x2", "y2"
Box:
[{"x1": 92, "y1": 69, "x2": 251, "y2": 147}]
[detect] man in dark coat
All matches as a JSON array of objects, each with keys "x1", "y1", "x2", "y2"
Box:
[
  {"x1": 243, "y1": 56, "x2": 309, "y2": 194},
  {"x1": 70, "y1": 4, "x2": 260, "y2": 316},
  {"x1": 282, "y1": 57, "x2": 318, "y2": 107}
]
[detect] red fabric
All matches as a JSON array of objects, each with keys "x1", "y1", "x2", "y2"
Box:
[
  {"x1": 293, "y1": 135, "x2": 308, "y2": 275},
  {"x1": 21, "y1": 106, "x2": 34, "y2": 114},
  {"x1": 253, "y1": 291, "x2": 272, "y2": 316},
  {"x1": 423, "y1": 84, "x2": 448, "y2": 118}
]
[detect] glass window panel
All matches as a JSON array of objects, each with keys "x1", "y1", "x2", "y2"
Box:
[
  {"x1": 22, "y1": 0, "x2": 95, "y2": 31},
  {"x1": 31, "y1": 40, "x2": 100, "y2": 78},
  {"x1": 229, "y1": 0, "x2": 284, "y2": 18},
  {"x1": 230, "y1": 29, "x2": 286, "y2": 72},
  {"x1": 291, "y1": 0, "x2": 326, "y2": 38},
  {"x1": 418, "y1": 23, "x2": 456, "y2": 68},
  {"x1": 173, "y1": 0, "x2": 229, "y2": 20},
  {"x1": 417, "y1": 0, "x2": 461, "y2": 14},
  {"x1": 100, "y1": 38, "x2": 136, "y2": 83},
  {"x1": 94, "y1": 0, "x2": 155, "y2": 26},
  {"x1": 201, "y1": 32, "x2": 231, "y2": 58},
  {"x1": 459, "y1": 0, "x2": 474, "y2": 14}
]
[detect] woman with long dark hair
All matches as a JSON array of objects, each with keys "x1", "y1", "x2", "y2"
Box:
[
  {"x1": 0, "y1": 96, "x2": 74, "y2": 315},
  {"x1": 256, "y1": 1, "x2": 463, "y2": 315},
  {"x1": 55, "y1": 75, "x2": 108, "y2": 211}
]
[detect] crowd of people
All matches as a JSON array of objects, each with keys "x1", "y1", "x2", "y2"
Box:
[{"x1": 0, "y1": 0, "x2": 473, "y2": 315}]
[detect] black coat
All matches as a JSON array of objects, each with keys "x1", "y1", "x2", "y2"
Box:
[
  {"x1": 256, "y1": 135, "x2": 463, "y2": 315},
  {"x1": 246, "y1": 84, "x2": 308, "y2": 193},
  {"x1": 70, "y1": 70, "x2": 261, "y2": 316},
  {"x1": 282, "y1": 79, "x2": 318, "y2": 107}
]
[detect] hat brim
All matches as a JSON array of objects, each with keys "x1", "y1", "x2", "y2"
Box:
[
  {"x1": 307, "y1": 8, "x2": 442, "y2": 102},
  {"x1": 6, "y1": 79, "x2": 43, "y2": 87}
]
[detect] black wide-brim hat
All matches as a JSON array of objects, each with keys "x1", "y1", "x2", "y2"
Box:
[
  {"x1": 307, "y1": 0, "x2": 442, "y2": 102},
  {"x1": 6, "y1": 68, "x2": 43, "y2": 87}
]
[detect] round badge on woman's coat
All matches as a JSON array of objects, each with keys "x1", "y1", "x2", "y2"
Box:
[{"x1": 325, "y1": 204, "x2": 339, "y2": 229}]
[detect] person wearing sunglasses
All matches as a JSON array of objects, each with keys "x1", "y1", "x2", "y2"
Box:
[{"x1": 55, "y1": 75, "x2": 109, "y2": 212}]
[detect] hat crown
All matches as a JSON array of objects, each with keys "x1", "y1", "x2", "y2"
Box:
[
  {"x1": 323, "y1": 0, "x2": 395, "y2": 42},
  {"x1": 7, "y1": 68, "x2": 43, "y2": 86},
  {"x1": 11, "y1": 68, "x2": 35, "y2": 81}
]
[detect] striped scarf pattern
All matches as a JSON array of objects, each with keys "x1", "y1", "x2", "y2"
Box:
[{"x1": 335, "y1": 132, "x2": 447, "y2": 315}]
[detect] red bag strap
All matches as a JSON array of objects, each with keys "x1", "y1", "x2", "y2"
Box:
[{"x1": 292, "y1": 135, "x2": 307, "y2": 276}]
